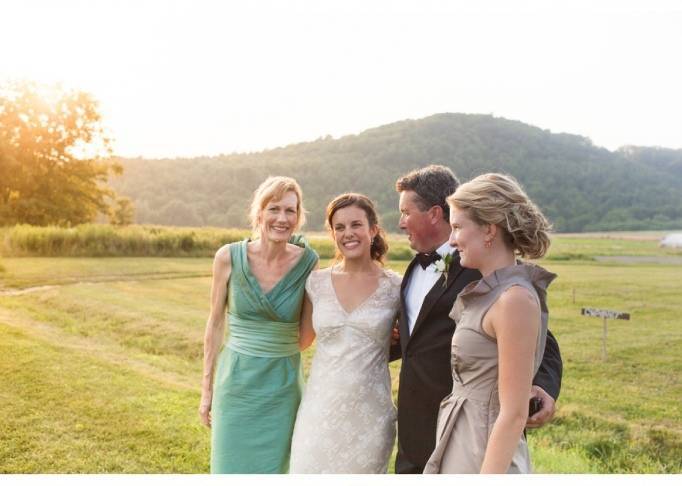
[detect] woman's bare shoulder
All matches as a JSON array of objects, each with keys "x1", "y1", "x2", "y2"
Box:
[
  {"x1": 384, "y1": 268, "x2": 404, "y2": 286},
  {"x1": 491, "y1": 285, "x2": 540, "y2": 328},
  {"x1": 498, "y1": 285, "x2": 538, "y2": 309},
  {"x1": 286, "y1": 242, "x2": 305, "y2": 257},
  {"x1": 214, "y1": 243, "x2": 233, "y2": 265}
]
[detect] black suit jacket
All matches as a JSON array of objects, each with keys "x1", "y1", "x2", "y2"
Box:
[{"x1": 391, "y1": 252, "x2": 563, "y2": 470}]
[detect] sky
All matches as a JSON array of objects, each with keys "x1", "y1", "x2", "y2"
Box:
[{"x1": 2, "y1": 0, "x2": 682, "y2": 158}]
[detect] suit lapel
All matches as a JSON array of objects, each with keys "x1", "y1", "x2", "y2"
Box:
[
  {"x1": 399, "y1": 257, "x2": 419, "y2": 354},
  {"x1": 410, "y1": 252, "x2": 465, "y2": 339}
]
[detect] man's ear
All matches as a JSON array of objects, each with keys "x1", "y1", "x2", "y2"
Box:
[{"x1": 428, "y1": 205, "x2": 444, "y2": 224}]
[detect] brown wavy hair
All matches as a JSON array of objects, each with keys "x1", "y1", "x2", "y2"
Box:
[{"x1": 325, "y1": 193, "x2": 388, "y2": 264}]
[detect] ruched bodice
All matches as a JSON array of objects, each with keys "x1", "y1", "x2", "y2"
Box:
[{"x1": 227, "y1": 238, "x2": 317, "y2": 357}]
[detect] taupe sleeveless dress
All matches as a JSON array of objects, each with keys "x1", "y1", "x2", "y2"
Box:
[{"x1": 423, "y1": 262, "x2": 556, "y2": 474}]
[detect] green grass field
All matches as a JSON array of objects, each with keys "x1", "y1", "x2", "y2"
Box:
[{"x1": 1, "y1": 233, "x2": 680, "y2": 473}]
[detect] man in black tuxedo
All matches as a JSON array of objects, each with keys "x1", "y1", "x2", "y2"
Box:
[{"x1": 391, "y1": 165, "x2": 563, "y2": 474}]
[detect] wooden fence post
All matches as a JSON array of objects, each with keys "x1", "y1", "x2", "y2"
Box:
[
  {"x1": 581, "y1": 307, "x2": 631, "y2": 362},
  {"x1": 602, "y1": 316, "x2": 608, "y2": 361}
]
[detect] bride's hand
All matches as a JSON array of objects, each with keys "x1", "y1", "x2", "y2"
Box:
[
  {"x1": 390, "y1": 326, "x2": 400, "y2": 346},
  {"x1": 199, "y1": 392, "x2": 212, "y2": 428}
]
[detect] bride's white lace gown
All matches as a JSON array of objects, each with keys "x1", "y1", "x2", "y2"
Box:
[{"x1": 289, "y1": 266, "x2": 402, "y2": 473}]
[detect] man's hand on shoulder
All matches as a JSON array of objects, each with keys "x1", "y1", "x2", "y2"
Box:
[{"x1": 391, "y1": 326, "x2": 400, "y2": 346}]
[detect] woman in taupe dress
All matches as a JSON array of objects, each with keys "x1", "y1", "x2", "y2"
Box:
[{"x1": 424, "y1": 173, "x2": 556, "y2": 474}]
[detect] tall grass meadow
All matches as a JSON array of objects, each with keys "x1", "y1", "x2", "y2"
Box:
[
  {"x1": 0, "y1": 224, "x2": 249, "y2": 257},
  {"x1": 0, "y1": 224, "x2": 415, "y2": 260}
]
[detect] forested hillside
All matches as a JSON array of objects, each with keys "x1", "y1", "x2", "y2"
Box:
[{"x1": 110, "y1": 114, "x2": 682, "y2": 232}]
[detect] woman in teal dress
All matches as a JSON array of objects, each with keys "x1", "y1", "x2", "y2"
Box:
[{"x1": 198, "y1": 176, "x2": 318, "y2": 473}]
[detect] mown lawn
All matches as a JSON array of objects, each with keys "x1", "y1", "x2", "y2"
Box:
[
  {"x1": 525, "y1": 261, "x2": 681, "y2": 473},
  {"x1": 0, "y1": 324, "x2": 208, "y2": 473},
  {"x1": 545, "y1": 234, "x2": 682, "y2": 261},
  {"x1": 0, "y1": 234, "x2": 680, "y2": 473}
]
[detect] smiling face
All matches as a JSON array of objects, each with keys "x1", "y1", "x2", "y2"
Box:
[
  {"x1": 448, "y1": 205, "x2": 489, "y2": 269},
  {"x1": 259, "y1": 191, "x2": 299, "y2": 243},
  {"x1": 331, "y1": 204, "x2": 377, "y2": 262}
]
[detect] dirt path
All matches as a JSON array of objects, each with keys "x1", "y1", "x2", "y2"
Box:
[
  {"x1": 0, "y1": 285, "x2": 59, "y2": 296},
  {"x1": 0, "y1": 271, "x2": 211, "y2": 296}
]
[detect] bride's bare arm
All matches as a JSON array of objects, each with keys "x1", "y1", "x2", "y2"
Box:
[
  {"x1": 198, "y1": 246, "x2": 231, "y2": 428},
  {"x1": 298, "y1": 264, "x2": 319, "y2": 351},
  {"x1": 299, "y1": 293, "x2": 316, "y2": 351},
  {"x1": 480, "y1": 286, "x2": 540, "y2": 473}
]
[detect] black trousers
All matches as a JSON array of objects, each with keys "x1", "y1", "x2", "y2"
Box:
[{"x1": 395, "y1": 442, "x2": 424, "y2": 474}]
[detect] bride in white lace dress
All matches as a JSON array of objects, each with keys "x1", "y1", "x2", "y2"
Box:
[{"x1": 290, "y1": 194, "x2": 401, "y2": 474}]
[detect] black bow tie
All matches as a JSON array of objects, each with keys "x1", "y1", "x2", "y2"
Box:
[{"x1": 416, "y1": 252, "x2": 442, "y2": 270}]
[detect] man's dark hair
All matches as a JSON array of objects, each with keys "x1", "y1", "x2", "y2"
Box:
[{"x1": 395, "y1": 165, "x2": 460, "y2": 221}]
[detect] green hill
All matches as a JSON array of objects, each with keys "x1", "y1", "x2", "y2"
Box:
[{"x1": 110, "y1": 113, "x2": 682, "y2": 232}]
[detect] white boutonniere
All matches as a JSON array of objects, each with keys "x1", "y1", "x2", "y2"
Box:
[{"x1": 434, "y1": 253, "x2": 453, "y2": 287}]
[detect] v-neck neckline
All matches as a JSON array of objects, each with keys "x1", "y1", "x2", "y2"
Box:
[
  {"x1": 243, "y1": 239, "x2": 308, "y2": 297},
  {"x1": 329, "y1": 265, "x2": 386, "y2": 316}
]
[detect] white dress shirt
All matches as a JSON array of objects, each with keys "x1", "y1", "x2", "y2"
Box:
[{"x1": 404, "y1": 241, "x2": 455, "y2": 335}]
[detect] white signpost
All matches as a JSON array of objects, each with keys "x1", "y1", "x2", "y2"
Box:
[{"x1": 581, "y1": 307, "x2": 631, "y2": 361}]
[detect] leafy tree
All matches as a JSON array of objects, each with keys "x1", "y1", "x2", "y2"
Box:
[
  {"x1": 0, "y1": 81, "x2": 121, "y2": 226},
  {"x1": 109, "y1": 196, "x2": 135, "y2": 226}
]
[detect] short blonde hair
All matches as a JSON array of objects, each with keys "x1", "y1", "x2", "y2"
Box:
[
  {"x1": 447, "y1": 173, "x2": 551, "y2": 259},
  {"x1": 249, "y1": 176, "x2": 306, "y2": 232}
]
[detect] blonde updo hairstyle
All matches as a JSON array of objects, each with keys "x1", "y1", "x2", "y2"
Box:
[
  {"x1": 249, "y1": 176, "x2": 306, "y2": 234},
  {"x1": 447, "y1": 173, "x2": 552, "y2": 259}
]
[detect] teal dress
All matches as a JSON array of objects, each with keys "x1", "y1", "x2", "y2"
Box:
[{"x1": 210, "y1": 237, "x2": 318, "y2": 474}]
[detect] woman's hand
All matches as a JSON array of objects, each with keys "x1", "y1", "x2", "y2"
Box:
[{"x1": 199, "y1": 391, "x2": 212, "y2": 428}]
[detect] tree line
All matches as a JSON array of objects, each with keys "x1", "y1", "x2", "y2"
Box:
[
  {"x1": 111, "y1": 115, "x2": 682, "y2": 232},
  {"x1": 3, "y1": 82, "x2": 681, "y2": 233}
]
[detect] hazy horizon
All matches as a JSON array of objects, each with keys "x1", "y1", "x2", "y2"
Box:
[
  {"x1": 4, "y1": 0, "x2": 682, "y2": 158},
  {"x1": 113, "y1": 111, "x2": 679, "y2": 160}
]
